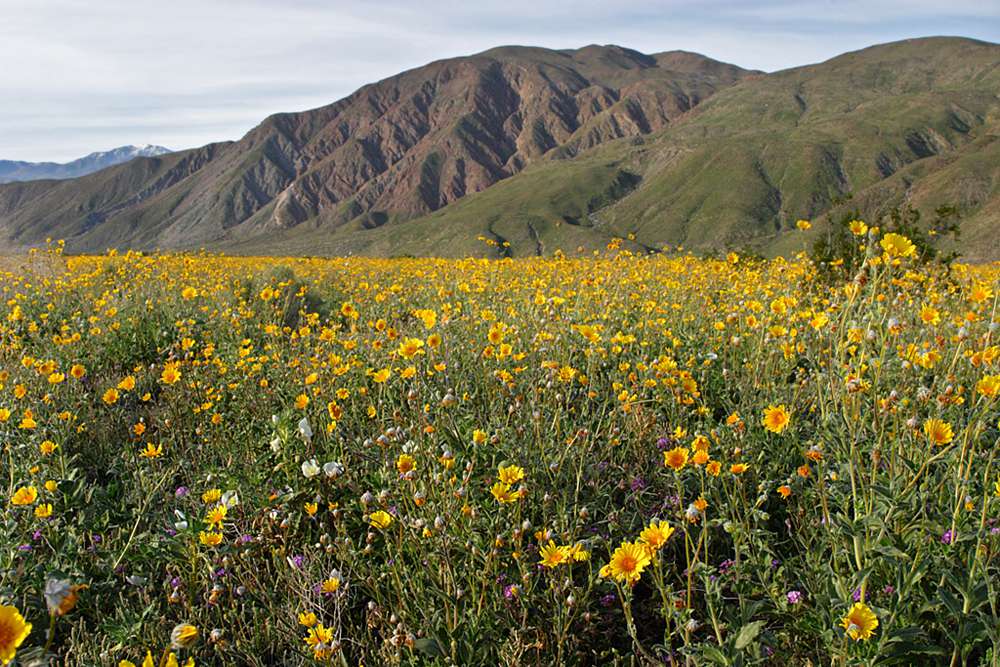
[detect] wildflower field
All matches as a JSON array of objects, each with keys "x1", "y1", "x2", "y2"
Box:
[{"x1": 1, "y1": 234, "x2": 999, "y2": 666}]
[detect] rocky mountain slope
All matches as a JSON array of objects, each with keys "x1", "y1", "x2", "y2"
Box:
[
  {"x1": 0, "y1": 145, "x2": 171, "y2": 184},
  {"x1": 0, "y1": 37, "x2": 997, "y2": 259},
  {"x1": 300, "y1": 36, "x2": 996, "y2": 260},
  {"x1": 0, "y1": 45, "x2": 749, "y2": 252}
]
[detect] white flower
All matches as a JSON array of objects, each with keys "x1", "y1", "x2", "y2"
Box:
[
  {"x1": 298, "y1": 417, "x2": 313, "y2": 441},
  {"x1": 323, "y1": 461, "x2": 344, "y2": 478},
  {"x1": 301, "y1": 459, "x2": 320, "y2": 478},
  {"x1": 222, "y1": 490, "x2": 240, "y2": 507},
  {"x1": 270, "y1": 436, "x2": 281, "y2": 453}
]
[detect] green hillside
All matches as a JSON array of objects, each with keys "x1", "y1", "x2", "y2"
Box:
[{"x1": 378, "y1": 37, "x2": 1000, "y2": 258}]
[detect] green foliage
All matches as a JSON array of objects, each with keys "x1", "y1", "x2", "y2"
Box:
[
  {"x1": 811, "y1": 203, "x2": 963, "y2": 282},
  {"x1": 2, "y1": 251, "x2": 999, "y2": 665}
]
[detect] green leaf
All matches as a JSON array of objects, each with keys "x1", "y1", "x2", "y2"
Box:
[
  {"x1": 871, "y1": 544, "x2": 910, "y2": 561},
  {"x1": 700, "y1": 645, "x2": 730, "y2": 665},
  {"x1": 734, "y1": 620, "x2": 765, "y2": 650},
  {"x1": 413, "y1": 637, "x2": 445, "y2": 657},
  {"x1": 884, "y1": 626, "x2": 925, "y2": 644},
  {"x1": 938, "y1": 588, "x2": 963, "y2": 618}
]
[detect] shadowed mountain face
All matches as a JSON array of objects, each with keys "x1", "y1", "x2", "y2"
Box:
[
  {"x1": 0, "y1": 37, "x2": 998, "y2": 259},
  {"x1": 0, "y1": 145, "x2": 171, "y2": 184},
  {"x1": 0, "y1": 45, "x2": 749, "y2": 252}
]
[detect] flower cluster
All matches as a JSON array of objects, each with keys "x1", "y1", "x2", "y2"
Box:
[{"x1": 1, "y1": 234, "x2": 998, "y2": 663}]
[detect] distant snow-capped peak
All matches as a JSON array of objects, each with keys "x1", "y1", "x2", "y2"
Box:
[{"x1": 0, "y1": 144, "x2": 173, "y2": 183}]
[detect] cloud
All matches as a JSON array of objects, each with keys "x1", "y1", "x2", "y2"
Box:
[{"x1": 1, "y1": 0, "x2": 996, "y2": 161}]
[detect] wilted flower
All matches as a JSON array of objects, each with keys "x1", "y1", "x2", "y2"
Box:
[{"x1": 45, "y1": 577, "x2": 86, "y2": 616}]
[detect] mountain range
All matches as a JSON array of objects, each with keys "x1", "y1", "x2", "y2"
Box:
[
  {"x1": 0, "y1": 37, "x2": 997, "y2": 259},
  {"x1": 0, "y1": 145, "x2": 171, "y2": 184}
]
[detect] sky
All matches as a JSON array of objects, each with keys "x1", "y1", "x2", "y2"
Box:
[{"x1": 2, "y1": 0, "x2": 997, "y2": 162}]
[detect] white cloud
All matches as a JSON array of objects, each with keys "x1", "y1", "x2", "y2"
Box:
[{"x1": 0, "y1": 0, "x2": 996, "y2": 161}]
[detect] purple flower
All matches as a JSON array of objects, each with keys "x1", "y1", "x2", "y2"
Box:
[
  {"x1": 882, "y1": 585, "x2": 895, "y2": 596},
  {"x1": 630, "y1": 477, "x2": 646, "y2": 492},
  {"x1": 600, "y1": 593, "x2": 617, "y2": 608},
  {"x1": 175, "y1": 486, "x2": 189, "y2": 498},
  {"x1": 941, "y1": 530, "x2": 953, "y2": 545},
  {"x1": 18, "y1": 544, "x2": 32, "y2": 552},
  {"x1": 170, "y1": 577, "x2": 181, "y2": 588},
  {"x1": 32, "y1": 530, "x2": 43, "y2": 541},
  {"x1": 787, "y1": 590, "x2": 803, "y2": 604},
  {"x1": 290, "y1": 554, "x2": 304, "y2": 569},
  {"x1": 852, "y1": 587, "x2": 865, "y2": 602}
]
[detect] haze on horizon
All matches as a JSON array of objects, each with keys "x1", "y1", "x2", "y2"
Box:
[{"x1": 2, "y1": 0, "x2": 998, "y2": 163}]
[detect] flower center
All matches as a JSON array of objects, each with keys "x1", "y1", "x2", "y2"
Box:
[{"x1": 0, "y1": 620, "x2": 14, "y2": 646}]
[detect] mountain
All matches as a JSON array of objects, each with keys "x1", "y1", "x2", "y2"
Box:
[
  {"x1": 0, "y1": 37, "x2": 997, "y2": 259},
  {"x1": 0, "y1": 145, "x2": 172, "y2": 184},
  {"x1": 0, "y1": 45, "x2": 750, "y2": 251},
  {"x1": 330, "y1": 36, "x2": 997, "y2": 261}
]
